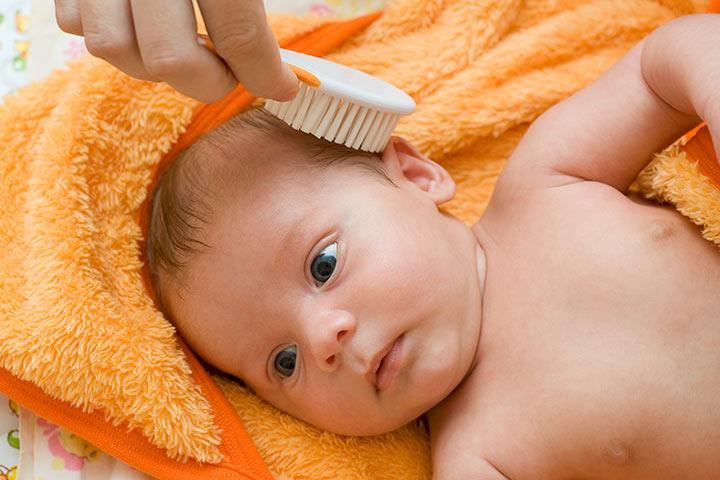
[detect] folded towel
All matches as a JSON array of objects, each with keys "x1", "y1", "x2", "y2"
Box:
[
  {"x1": 638, "y1": 125, "x2": 720, "y2": 245},
  {"x1": 0, "y1": 1, "x2": 709, "y2": 479},
  {"x1": 0, "y1": 12, "x2": 381, "y2": 480}
]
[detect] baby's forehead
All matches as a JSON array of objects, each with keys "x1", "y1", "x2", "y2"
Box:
[
  {"x1": 186, "y1": 107, "x2": 336, "y2": 182},
  {"x1": 177, "y1": 109, "x2": 390, "y2": 233},
  {"x1": 188, "y1": 124, "x2": 373, "y2": 196},
  {"x1": 186, "y1": 125, "x2": 306, "y2": 197},
  {"x1": 186, "y1": 137, "x2": 335, "y2": 233}
]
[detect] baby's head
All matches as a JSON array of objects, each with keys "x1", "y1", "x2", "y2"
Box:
[{"x1": 147, "y1": 107, "x2": 485, "y2": 435}]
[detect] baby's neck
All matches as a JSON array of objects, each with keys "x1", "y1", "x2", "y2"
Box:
[{"x1": 425, "y1": 221, "x2": 490, "y2": 431}]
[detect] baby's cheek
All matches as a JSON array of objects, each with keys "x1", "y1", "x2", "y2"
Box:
[{"x1": 276, "y1": 389, "x2": 367, "y2": 434}]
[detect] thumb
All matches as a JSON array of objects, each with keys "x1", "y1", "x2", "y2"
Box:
[
  {"x1": 197, "y1": 0, "x2": 299, "y2": 102},
  {"x1": 275, "y1": 62, "x2": 300, "y2": 102}
]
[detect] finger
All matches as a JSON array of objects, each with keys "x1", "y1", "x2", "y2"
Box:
[
  {"x1": 80, "y1": 0, "x2": 158, "y2": 81},
  {"x1": 197, "y1": 0, "x2": 299, "y2": 101},
  {"x1": 54, "y1": 0, "x2": 83, "y2": 35},
  {"x1": 129, "y1": 0, "x2": 237, "y2": 103}
]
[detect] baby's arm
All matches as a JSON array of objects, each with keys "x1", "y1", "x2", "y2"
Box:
[{"x1": 492, "y1": 14, "x2": 718, "y2": 196}]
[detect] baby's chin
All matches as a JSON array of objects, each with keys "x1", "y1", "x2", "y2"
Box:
[
  {"x1": 307, "y1": 384, "x2": 456, "y2": 437},
  {"x1": 315, "y1": 407, "x2": 429, "y2": 437},
  {"x1": 333, "y1": 338, "x2": 478, "y2": 435}
]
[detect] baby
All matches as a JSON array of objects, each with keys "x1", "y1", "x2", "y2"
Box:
[{"x1": 147, "y1": 14, "x2": 720, "y2": 480}]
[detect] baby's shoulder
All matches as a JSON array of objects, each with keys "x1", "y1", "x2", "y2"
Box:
[
  {"x1": 429, "y1": 407, "x2": 510, "y2": 479},
  {"x1": 427, "y1": 368, "x2": 540, "y2": 480},
  {"x1": 432, "y1": 453, "x2": 510, "y2": 480},
  {"x1": 429, "y1": 383, "x2": 555, "y2": 480},
  {"x1": 427, "y1": 340, "x2": 608, "y2": 480}
]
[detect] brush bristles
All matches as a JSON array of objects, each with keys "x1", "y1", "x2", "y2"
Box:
[{"x1": 264, "y1": 83, "x2": 399, "y2": 153}]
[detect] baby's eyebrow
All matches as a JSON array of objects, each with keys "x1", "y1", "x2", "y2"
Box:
[{"x1": 274, "y1": 214, "x2": 313, "y2": 269}]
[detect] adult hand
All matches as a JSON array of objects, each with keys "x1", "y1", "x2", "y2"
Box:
[{"x1": 54, "y1": 0, "x2": 299, "y2": 103}]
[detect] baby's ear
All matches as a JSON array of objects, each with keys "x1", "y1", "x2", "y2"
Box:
[{"x1": 381, "y1": 135, "x2": 455, "y2": 205}]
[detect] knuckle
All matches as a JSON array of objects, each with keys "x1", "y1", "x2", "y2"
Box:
[
  {"x1": 84, "y1": 31, "x2": 134, "y2": 59},
  {"x1": 212, "y1": 19, "x2": 263, "y2": 58},
  {"x1": 143, "y1": 50, "x2": 192, "y2": 78}
]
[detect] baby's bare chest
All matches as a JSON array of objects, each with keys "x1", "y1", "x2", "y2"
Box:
[
  {"x1": 485, "y1": 187, "x2": 720, "y2": 343},
  {"x1": 439, "y1": 189, "x2": 720, "y2": 479}
]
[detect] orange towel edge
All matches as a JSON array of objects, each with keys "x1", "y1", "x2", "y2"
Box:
[{"x1": 0, "y1": 366, "x2": 270, "y2": 480}]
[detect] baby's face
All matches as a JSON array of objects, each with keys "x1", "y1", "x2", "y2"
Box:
[{"x1": 162, "y1": 137, "x2": 485, "y2": 435}]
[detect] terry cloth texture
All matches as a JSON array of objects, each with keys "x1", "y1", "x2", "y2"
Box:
[
  {"x1": 0, "y1": 1, "x2": 715, "y2": 479},
  {"x1": 638, "y1": 125, "x2": 720, "y2": 246}
]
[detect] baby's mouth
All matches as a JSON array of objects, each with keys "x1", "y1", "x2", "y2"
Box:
[{"x1": 366, "y1": 333, "x2": 405, "y2": 391}]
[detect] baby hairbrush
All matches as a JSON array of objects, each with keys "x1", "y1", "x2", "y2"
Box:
[{"x1": 197, "y1": 33, "x2": 415, "y2": 153}]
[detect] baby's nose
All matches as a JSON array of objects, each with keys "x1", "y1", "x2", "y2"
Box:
[{"x1": 307, "y1": 309, "x2": 357, "y2": 373}]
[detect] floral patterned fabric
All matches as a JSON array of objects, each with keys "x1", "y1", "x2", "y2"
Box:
[
  {"x1": 0, "y1": 399, "x2": 19, "y2": 480},
  {"x1": 17, "y1": 409, "x2": 149, "y2": 480},
  {"x1": 0, "y1": 1, "x2": 30, "y2": 98}
]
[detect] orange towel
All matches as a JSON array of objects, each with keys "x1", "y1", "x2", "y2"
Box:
[
  {"x1": 637, "y1": 125, "x2": 720, "y2": 246},
  {"x1": 0, "y1": 12, "x2": 381, "y2": 480}
]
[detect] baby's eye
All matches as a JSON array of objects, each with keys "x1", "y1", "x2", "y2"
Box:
[
  {"x1": 274, "y1": 345, "x2": 297, "y2": 378},
  {"x1": 310, "y1": 242, "x2": 337, "y2": 285}
]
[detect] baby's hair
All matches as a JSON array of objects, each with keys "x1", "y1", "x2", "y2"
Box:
[{"x1": 146, "y1": 106, "x2": 394, "y2": 309}]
